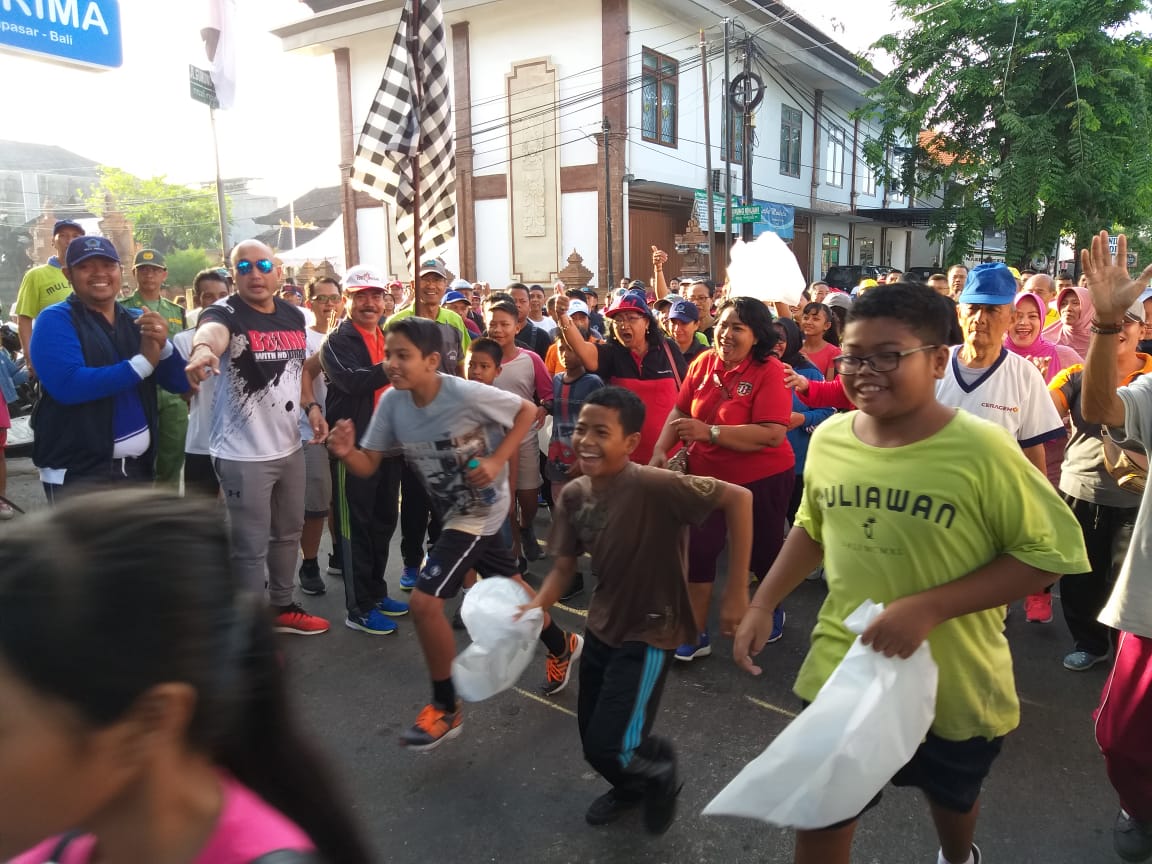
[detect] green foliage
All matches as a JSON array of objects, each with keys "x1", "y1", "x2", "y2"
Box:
[
  {"x1": 164, "y1": 248, "x2": 214, "y2": 288},
  {"x1": 861, "y1": 0, "x2": 1152, "y2": 267},
  {"x1": 86, "y1": 167, "x2": 229, "y2": 254}
]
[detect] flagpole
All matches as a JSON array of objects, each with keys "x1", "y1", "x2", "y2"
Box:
[{"x1": 407, "y1": 0, "x2": 423, "y2": 277}]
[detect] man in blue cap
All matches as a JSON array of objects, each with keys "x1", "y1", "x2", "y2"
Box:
[
  {"x1": 935, "y1": 261, "x2": 1067, "y2": 622},
  {"x1": 29, "y1": 236, "x2": 189, "y2": 499},
  {"x1": 14, "y1": 219, "x2": 85, "y2": 377}
]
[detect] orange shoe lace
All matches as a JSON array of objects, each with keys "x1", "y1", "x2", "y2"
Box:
[{"x1": 546, "y1": 652, "x2": 570, "y2": 684}]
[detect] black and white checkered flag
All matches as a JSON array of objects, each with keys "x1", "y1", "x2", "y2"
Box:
[{"x1": 350, "y1": 0, "x2": 455, "y2": 276}]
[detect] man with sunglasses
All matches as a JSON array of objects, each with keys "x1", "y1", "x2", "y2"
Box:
[{"x1": 185, "y1": 240, "x2": 330, "y2": 636}]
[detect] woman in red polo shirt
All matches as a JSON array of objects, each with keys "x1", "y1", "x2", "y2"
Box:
[
  {"x1": 650, "y1": 297, "x2": 795, "y2": 660},
  {"x1": 558, "y1": 292, "x2": 688, "y2": 464}
]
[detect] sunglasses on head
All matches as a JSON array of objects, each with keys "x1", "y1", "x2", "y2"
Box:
[{"x1": 235, "y1": 258, "x2": 274, "y2": 276}]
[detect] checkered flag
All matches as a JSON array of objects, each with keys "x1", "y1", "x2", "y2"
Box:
[{"x1": 350, "y1": 0, "x2": 455, "y2": 276}]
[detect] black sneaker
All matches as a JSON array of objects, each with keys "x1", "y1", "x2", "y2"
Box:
[
  {"x1": 559, "y1": 573, "x2": 585, "y2": 602},
  {"x1": 326, "y1": 552, "x2": 343, "y2": 576},
  {"x1": 299, "y1": 559, "x2": 326, "y2": 595},
  {"x1": 1115, "y1": 810, "x2": 1152, "y2": 862},
  {"x1": 521, "y1": 523, "x2": 543, "y2": 561},
  {"x1": 585, "y1": 788, "x2": 643, "y2": 826}
]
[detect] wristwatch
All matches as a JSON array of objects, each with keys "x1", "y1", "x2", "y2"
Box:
[
  {"x1": 302, "y1": 402, "x2": 321, "y2": 416},
  {"x1": 710, "y1": 425, "x2": 720, "y2": 444}
]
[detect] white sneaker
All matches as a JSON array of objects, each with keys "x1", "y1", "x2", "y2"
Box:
[{"x1": 0, "y1": 500, "x2": 15, "y2": 521}]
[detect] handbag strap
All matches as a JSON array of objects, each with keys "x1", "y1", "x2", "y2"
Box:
[{"x1": 661, "y1": 339, "x2": 683, "y2": 390}]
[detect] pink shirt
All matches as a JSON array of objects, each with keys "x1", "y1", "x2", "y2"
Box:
[{"x1": 11, "y1": 776, "x2": 313, "y2": 864}]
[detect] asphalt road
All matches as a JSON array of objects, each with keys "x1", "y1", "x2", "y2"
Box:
[{"x1": 0, "y1": 456, "x2": 1128, "y2": 863}]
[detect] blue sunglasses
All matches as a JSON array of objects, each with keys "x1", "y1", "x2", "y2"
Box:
[{"x1": 235, "y1": 258, "x2": 274, "y2": 276}]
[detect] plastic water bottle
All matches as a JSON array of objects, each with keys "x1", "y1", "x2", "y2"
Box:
[{"x1": 467, "y1": 458, "x2": 499, "y2": 506}]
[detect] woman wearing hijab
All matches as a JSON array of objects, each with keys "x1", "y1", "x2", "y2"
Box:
[
  {"x1": 1043, "y1": 286, "x2": 1096, "y2": 355},
  {"x1": 1007, "y1": 292, "x2": 1082, "y2": 486}
]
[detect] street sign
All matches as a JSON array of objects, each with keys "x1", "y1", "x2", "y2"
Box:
[
  {"x1": 189, "y1": 65, "x2": 219, "y2": 109},
  {"x1": 1129, "y1": 252, "x2": 1138, "y2": 268},
  {"x1": 0, "y1": 0, "x2": 122, "y2": 69},
  {"x1": 727, "y1": 205, "x2": 762, "y2": 224}
]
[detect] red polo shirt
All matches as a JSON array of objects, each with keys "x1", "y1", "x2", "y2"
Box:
[{"x1": 675, "y1": 352, "x2": 794, "y2": 484}]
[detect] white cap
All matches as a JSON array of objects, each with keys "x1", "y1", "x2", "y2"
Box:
[
  {"x1": 567, "y1": 299, "x2": 590, "y2": 317},
  {"x1": 343, "y1": 266, "x2": 386, "y2": 292},
  {"x1": 449, "y1": 277, "x2": 471, "y2": 292}
]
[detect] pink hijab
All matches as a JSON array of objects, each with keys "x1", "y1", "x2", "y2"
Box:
[
  {"x1": 1005, "y1": 293, "x2": 1064, "y2": 383},
  {"x1": 1042, "y1": 286, "x2": 1095, "y2": 355}
]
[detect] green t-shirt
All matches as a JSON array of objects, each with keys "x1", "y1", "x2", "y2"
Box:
[
  {"x1": 794, "y1": 410, "x2": 1090, "y2": 741},
  {"x1": 122, "y1": 290, "x2": 186, "y2": 338},
  {"x1": 386, "y1": 305, "x2": 472, "y2": 368},
  {"x1": 14, "y1": 260, "x2": 72, "y2": 319}
]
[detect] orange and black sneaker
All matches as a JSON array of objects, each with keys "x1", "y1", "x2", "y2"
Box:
[
  {"x1": 401, "y1": 701, "x2": 463, "y2": 752},
  {"x1": 542, "y1": 631, "x2": 584, "y2": 697},
  {"x1": 272, "y1": 603, "x2": 329, "y2": 635}
]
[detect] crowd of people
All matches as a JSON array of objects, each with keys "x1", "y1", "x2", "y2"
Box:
[{"x1": 1, "y1": 223, "x2": 1151, "y2": 864}]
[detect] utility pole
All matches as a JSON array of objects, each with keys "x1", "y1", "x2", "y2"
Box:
[
  {"x1": 723, "y1": 18, "x2": 733, "y2": 250},
  {"x1": 603, "y1": 116, "x2": 614, "y2": 292},
  {"x1": 209, "y1": 106, "x2": 230, "y2": 261},
  {"x1": 741, "y1": 36, "x2": 754, "y2": 242}
]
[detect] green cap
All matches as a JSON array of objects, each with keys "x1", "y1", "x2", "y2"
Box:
[{"x1": 133, "y1": 249, "x2": 166, "y2": 269}]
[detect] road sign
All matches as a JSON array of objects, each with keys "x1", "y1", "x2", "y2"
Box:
[
  {"x1": 0, "y1": 0, "x2": 122, "y2": 69},
  {"x1": 1129, "y1": 252, "x2": 1138, "y2": 268},
  {"x1": 727, "y1": 205, "x2": 762, "y2": 224},
  {"x1": 189, "y1": 65, "x2": 219, "y2": 109}
]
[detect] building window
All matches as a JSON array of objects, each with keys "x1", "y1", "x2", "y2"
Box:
[
  {"x1": 642, "y1": 49, "x2": 678, "y2": 147},
  {"x1": 858, "y1": 237, "x2": 875, "y2": 265},
  {"x1": 888, "y1": 152, "x2": 906, "y2": 205},
  {"x1": 722, "y1": 99, "x2": 744, "y2": 164},
  {"x1": 780, "y1": 104, "x2": 802, "y2": 177},
  {"x1": 861, "y1": 154, "x2": 876, "y2": 196},
  {"x1": 826, "y1": 126, "x2": 846, "y2": 187},
  {"x1": 821, "y1": 234, "x2": 841, "y2": 273}
]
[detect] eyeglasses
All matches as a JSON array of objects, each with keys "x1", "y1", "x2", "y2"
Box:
[
  {"x1": 311, "y1": 295, "x2": 341, "y2": 304},
  {"x1": 235, "y1": 258, "x2": 274, "y2": 276},
  {"x1": 614, "y1": 313, "x2": 647, "y2": 324},
  {"x1": 833, "y1": 345, "x2": 940, "y2": 375}
]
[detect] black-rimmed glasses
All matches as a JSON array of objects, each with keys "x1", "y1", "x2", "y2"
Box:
[{"x1": 833, "y1": 345, "x2": 940, "y2": 375}]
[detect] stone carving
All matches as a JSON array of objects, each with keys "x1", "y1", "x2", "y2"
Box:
[{"x1": 557, "y1": 249, "x2": 594, "y2": 287}]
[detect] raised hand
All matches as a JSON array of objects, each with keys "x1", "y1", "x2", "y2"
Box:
[{"x1": 1081, "y1": 231, "x2": 1152, "y2": 322}]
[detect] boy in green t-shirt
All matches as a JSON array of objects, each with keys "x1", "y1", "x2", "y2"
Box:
[{"x1": 734, "y1": 284, "x2": 1090, "y2": 864}]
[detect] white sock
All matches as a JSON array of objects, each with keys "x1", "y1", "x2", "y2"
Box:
[{"x1": 938, "y1": 849, "x2": 974, "y2": 864}]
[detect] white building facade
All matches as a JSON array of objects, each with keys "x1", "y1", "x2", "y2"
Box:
[{"x1": 274, "y1": 0, "x2": 937, "y2": 287}]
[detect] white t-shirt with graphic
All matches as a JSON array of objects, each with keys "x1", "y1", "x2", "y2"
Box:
[
  {"x1": 298, "y1": 328, "x2": 328, "y2": 443},
  {"x1": 173, "y1": 329, "x2": 216, "y2": 456},
  {"x1": 360, "y1": 376, "x2": 524, "y2": 536},
  {"x1": 200, "y1": 295, "x2": 306, "y2": 462}
]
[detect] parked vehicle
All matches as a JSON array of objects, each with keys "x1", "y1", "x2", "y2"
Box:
[
  {"x1": 903, "y1": 266, "x2": 942, "y2": 284},
  {"x1": 822, "y1": 265, "x2": 884, "y2": 292}
]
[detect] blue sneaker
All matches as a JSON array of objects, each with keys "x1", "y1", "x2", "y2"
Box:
[
  {"x1": 399, "y1": 566, "x2": 419, "y2": 591},
  {"x1": 767, "y1": 608, "x2": 786, "y2": 643},
  {"x1": 674, "y1": 631, "x2": 711, "y2": 661},
  {"x1": 377, "y1": 596, "x2": 410, "y2": 617},
  {"x1": 345, "y1": 609, "x2": 398, "y2": 635}
]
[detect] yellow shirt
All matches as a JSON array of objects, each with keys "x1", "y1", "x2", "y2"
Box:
[
  {"x1": 795, "y1": 410, "x2": 1090, "y2": 740},
  {"x1": 14, "y1": 260, "x2": 72, "y2": 319}
]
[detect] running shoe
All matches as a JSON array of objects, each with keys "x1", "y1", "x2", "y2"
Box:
[
  {"x1": 674, "y1": 631, "x2": 711, "y2": 661},
  {"x1": 522, "y1": 523, "x2": 543, "y2": 561},
  {"x1": 326, "y1": 552, "x2": 343, "y2": 575},
  {"x1": 767, "y1": 608, "x2": 786, "y2": 643},
  {"x1": 399, "y1": 565, "x2": 420, "y2": 591},
  {"x1": 0, "y1": 499, "x2": 15, "y2": 521},
  {"x1": 559, "y1": 573, "x2": 585, "y2": 602},
  {"x1": 345, "y1": 608, "x2": 398, "y2": 635},
  {"x1": 273, "y1": 603, "x2": 329, "y2": 635},
  {"x1": 585, "y1": 789, "x2": 643, "y2": 825},
  {"x1": 298, "y1": 559, "x2": 326, "y2": 596},
  {"x1": 1063, "y1": 650, "x2": 1108, "y2": 672},
  {"x1": 1115, "y1": 809, "x2": 1152, "y2": 862},
  {"x1": 542, "y1": 631, "x2": 584, "y2": 696},
  {"x1": 1025, "y1": 592, "x2": 1053, "y2": 623},
  {"x1": 401, "y1": 701, "x2": 463, "y2": 752},
  {"x1": 376, "y1": 596, "x2": 410, "y2": 617}
]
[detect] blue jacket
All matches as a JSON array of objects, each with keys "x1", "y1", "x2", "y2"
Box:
[
  {"x1": 0, "y1": 351, "x2": 28, "y2": 405},
  {"x1": 30, "y1": 295, "x2": 188, "y2": 474},
  {"x1": 789, "y1": 366, "x2": 835, "y2": 475}
]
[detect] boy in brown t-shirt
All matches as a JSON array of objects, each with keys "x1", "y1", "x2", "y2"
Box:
[{"x1": 522, "y1": 386, "x2": 753, "y2": 834}]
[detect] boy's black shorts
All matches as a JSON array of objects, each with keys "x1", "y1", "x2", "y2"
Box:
[
  {"x1": 416, "y1": 528, "x2": 519, "y2": 599},
  {"x1": 801, "y1": 699, "x2": 1004, "y2": 830}
]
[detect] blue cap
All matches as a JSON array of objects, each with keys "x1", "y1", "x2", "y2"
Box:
[
  {"x1": 668, "y1": 299, "x2": 699, "y2": 323},
  {"x1": 53, "y1": 219, "x2": 85, "y2": 236},
  {"x1": 65, "y1": 235, "x2": 119, "y2": 268},
  {"x1": 958, "y1": 263, "x2": 1016, "y2": 305},
  {"x1": 606, "y1": 292, "x2": 651, "y2": 318},
  {"x1": 442, "y1": 290, "x2": 470, "y2": 306}
]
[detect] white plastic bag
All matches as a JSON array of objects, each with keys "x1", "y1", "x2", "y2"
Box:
[
  {"x1": 451, "y1": 577, "x2": 544, "y2": 702},
  {"x1": 703, "y1": 600, "x2": 938, "y2": 829}
]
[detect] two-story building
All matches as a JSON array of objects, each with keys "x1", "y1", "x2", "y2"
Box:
[{"x1": 274, "y1": 0, "x2": 937, "y2": 287}]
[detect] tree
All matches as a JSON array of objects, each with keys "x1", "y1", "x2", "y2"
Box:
[
  {"x1": 862, "y1": 0, "x2": 1152, "y2": 267},
  {"x1": 165, "y1": 249, "x2": 215, "y2": 289},
  {"x1": 86, "y1": 168, "x2": 229, "y2": 255}
]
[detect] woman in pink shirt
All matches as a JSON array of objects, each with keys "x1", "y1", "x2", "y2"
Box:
[{"x1": 0, "y1": 490, "x2": 371, "y2": 864}]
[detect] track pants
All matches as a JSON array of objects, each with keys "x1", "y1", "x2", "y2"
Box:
[
  {"x1": 578, "y1": 631, "x2": 675, "y2": 796},
  {"x1": 400, "y1": 461, "x2": 442, "y2": 567},
  {"x1": 215, "y1": 451, "x2": 304, "y2": 606},
  {"x1": 1095, "y1": 631, "x2": 1152, "y2": 820},
  {"x1": 332, "y1": 455, "x2": 402, "y2": 614},
  {"x1": 153, "y1": 389, "x2": 188, "y2": 487}
]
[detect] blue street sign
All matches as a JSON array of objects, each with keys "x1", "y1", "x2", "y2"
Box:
[
  {"x1": 0, "y1": 0, "x2": 122, "y2": 70},
  {"x1": 752, "y1": 200, "x2": 795, "y2": 241}
]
